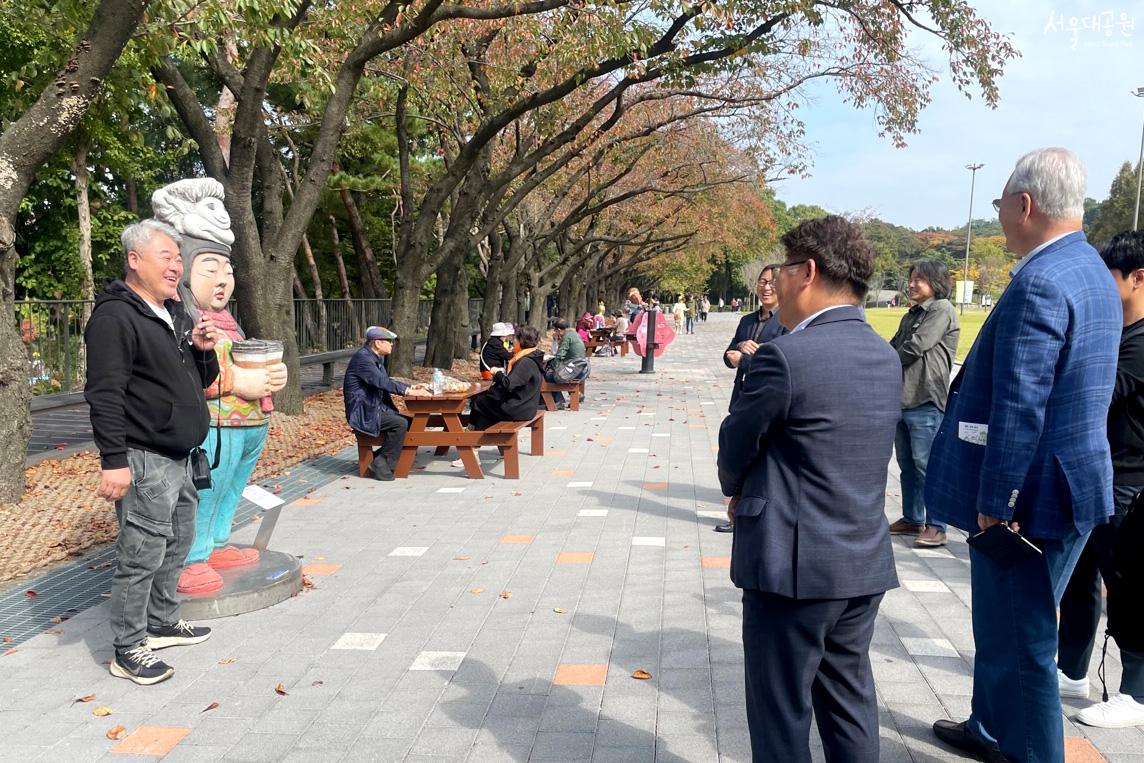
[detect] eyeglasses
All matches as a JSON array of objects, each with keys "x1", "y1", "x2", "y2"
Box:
[
  {"x1": 991, "y1": 198, "x2": 1002, "y2": 213},
  {"x1": 757, "y1": 279, "x2": 777, "y2": 290},
  {"x1": 780, "y1": 258, "x2": 810, "y2": 270}
]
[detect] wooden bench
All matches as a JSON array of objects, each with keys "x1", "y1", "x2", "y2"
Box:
[
  {"x1": 399, "y1": 411, "x2": 544, "y2": 480},
  {"x1": 540, "y1": 379, "x2": 585, "y2": 412},
  {"x1": 353, "y1": 430, "x2": 387, "y2": 477}
]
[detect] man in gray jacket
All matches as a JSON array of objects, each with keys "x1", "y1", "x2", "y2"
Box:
[{"x1": 719, "y1": 216, "x2": 901, "y2": 762}]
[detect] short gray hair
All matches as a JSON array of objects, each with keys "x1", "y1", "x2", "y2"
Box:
[
  {"x1": 1004, "y1": 148, "x2": 1086, "y2": 220},
  {"x1": 121, "y1": 219, "x2": 181, "y2": 260}
]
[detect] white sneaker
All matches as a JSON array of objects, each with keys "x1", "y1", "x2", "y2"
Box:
[
  {"x1": 1058, "y1": 669, "x2": 1090, "y2": 699},
  {"x1": 1076, "y1": 693, "x2": 1144, "y2": 728}
]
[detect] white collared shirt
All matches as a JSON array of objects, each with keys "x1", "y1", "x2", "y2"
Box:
[
  {"x1": 790, "y1": 304, "x2": 854, "y2": 334},
  {"x1": 1009, "y1": 231, "x2": 1075, "y2": 278}
]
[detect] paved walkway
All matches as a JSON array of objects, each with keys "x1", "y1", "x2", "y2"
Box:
[{"x1": 0, "y1": 313, "x2": 1137, "y2": 762}]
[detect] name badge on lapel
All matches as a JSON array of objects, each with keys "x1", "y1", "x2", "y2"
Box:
[{"x1": 958, "y1": 422, "x2": 988, "y2": 446}]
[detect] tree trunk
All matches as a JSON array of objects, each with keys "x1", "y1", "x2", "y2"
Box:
[
  {"x1": 72, "y1": 134, "x2": 95, "y2": 307},
  {"x1": 340, "y1": 187, "x2": 385, "y2": 299},
  {"x1": 0, "y1": 0, "x2": 152, "y2": 503},
  {"x1": 329, "y1": 215, "x2": 361, "y2": 341},
  {"x1": 125, "y1": 177, "x2": 139, "y2": 215},
  {"x1": 424, "y1": 248, "x2": 464, "y2": 369},
  {"x1": 387, "y1": 268, "x2": 423, "y2": 377},
  {"x1": 292, "y1": 267, "x2": 320, "y2": 353},
  {"x1": 235, "y1": 257, "x2": 303, "y2": 414},
  {"x1": 299, "y1": 233, "x2": 327, "y2": 351},
  {"x1": 453, "y1": 260, "x2": 471, "y2": 360},
  {"x1": 478, "y1": 229, "x2": 503, "y2": 341}
]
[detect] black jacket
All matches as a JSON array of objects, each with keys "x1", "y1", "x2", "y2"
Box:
[
  {"x1": 480, "y1": 338, "x2": 513, "y2": 375},
  {"x1": 1111, "y1": 318, "x2": 1144, "y2": 486},
  {"x1": 724, "y1": 308, "x2": 785, "y2": 410},
  {"x1": 85, "y1": 280, "x2": 220, "y2": 469},
  {"x1": 470, "y1": 349, "x2": 545, "y2": 428},
  {"x1": 343, "y1": 345, "x2": 409, "y2": 436}
]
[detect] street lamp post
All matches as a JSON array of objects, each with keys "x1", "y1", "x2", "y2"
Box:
[
  {"x1": 1133, "y1": 87, "x2": 1144, "y2": 230},
  {"x1": 962, "y1": 163, "x2": 984, "y2": 315}
]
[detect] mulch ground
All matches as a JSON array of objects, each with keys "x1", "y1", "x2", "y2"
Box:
[{"x1": 0, "y1": 358, "x2": 481, "y2": 585}]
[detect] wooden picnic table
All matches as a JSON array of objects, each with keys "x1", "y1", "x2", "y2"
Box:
[{"x1": 391, "y1": 382, "x2": 491, "y2": 479}]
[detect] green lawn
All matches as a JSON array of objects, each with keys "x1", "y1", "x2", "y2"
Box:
[{"x1": 865, "y1": 306, "x2": 987, "y2": 364}]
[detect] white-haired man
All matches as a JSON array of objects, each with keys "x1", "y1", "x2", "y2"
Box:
[
  {"x1": 926, "y1": 149, "x2": 1122, "y2": 761},
  {"x1": 85, "y1": 220, "x2": 220, "y2": 685}
]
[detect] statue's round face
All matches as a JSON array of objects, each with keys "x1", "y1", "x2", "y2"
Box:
[{"x1": 188, "y1": 252, "x2": 234, "y2": 311}]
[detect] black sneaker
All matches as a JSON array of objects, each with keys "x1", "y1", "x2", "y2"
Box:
[
  {"x1": 146, "y1": 620, "x2": 212, "y2": 649},
  {"x1": 110, "y1": 644, "x2": 175, "y2": 685}
]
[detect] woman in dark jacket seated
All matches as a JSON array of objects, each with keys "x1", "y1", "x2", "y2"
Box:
[{"x1": 469, "y1": 325, "x2": 544, "y2": 430}]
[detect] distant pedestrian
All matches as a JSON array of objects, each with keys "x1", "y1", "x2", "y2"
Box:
[{"x1": 888, "y1": 260, "x2": 960, "y2": 548}]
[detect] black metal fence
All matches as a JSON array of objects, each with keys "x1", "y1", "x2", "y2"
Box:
[{"x1": 15, "y1": 298, "x2": 485, "y2": 397}]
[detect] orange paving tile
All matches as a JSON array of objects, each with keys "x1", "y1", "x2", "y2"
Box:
[
  {"x1": 1065, "y1": 737, "x2": 1106, "y2": 763},
  {"x1": 688, "y1": 424, "x2": 706, "y2": 429},
  {"x1": 641, "y1": 482, "x2": 669, "y2": 490},
  {"x1": 557, "y1": 552, "x2": 594, "y2": 564},
  {"x1": 301, "y1": 563, "x2": 342, "y2": 576},
  {"x1": 551, "y1": 469, "x2": 575, "y2": 478},
  {"x1": 293, "y1": 497, "x2": 321, "y2": 506},
  {"x1": 501, "y1": 535, "x2": 535, "y2": 544},
  {"x1": 111, "y1": 726, "x2": 191, "y2": 756},
  {"x1": 547, "y1": 449, "x2": 566, "y2": 458},
  {"x1": 553, "y1": 663, "x2": 608, "y2": 686},
  {"x1": 702, "y1": 557, "x2": 732, "y2": 569}
]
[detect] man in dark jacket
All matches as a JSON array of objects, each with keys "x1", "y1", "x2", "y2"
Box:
[
  {"x1": 1058, "y1": 229, "x2": 1144, "y2": 727},
  {"x1": 719, "y1": 217, "x2": 901, "y2": 762},
  {"x1": 86, "y1": 220, "x2": 221, "y2": 686},
  {"x1": 343, "y1": 326, "x2": 427, "y2": 481},
  {"x1": 470, "y1": 325, "x2": 545, "y2": 429}
]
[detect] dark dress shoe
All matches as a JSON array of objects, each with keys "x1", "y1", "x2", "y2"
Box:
[
  {"x1": 368, "y1": 462, "x2": 395, "y2": 481},
  {"x1": 713, "y1": 522, "x2": 733, "y2": 533},
  {"x1": 932, "y1": 720, "x2": 1010, "y2": 762}
]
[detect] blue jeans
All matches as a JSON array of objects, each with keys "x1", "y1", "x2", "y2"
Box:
[
  {"x1": 894, "y1": 403, "x2": 945, "y2": 530},
  {"x1": 967, "y1": 526, "x2": 1088, "y2": 763},
  {"x1": 685, "y1": 315, "x2": 695, "y2": 333}
]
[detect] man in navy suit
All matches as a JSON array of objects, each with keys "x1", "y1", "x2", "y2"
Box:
[
  {"x1": 719, "y1": 216, "x2": 902, "y2": 762},
  {"x1": 926, "y1": 148, "x2": 1122, "y2": 763}
]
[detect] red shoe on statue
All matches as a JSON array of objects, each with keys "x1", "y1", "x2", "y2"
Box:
[
  {"x1": 207, "y1": 546, "x2": 260, "y2": 570},
  {"x1": 177, "y1": 562, "x2": 224, "y2": 594}
]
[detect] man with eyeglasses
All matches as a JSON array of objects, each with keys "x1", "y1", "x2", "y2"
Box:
[
  {"x1": 716, "y1": 264, "x2": 785, "y2": 533},
  {"x1": 85, "y1": 220, "x2": 221, "y2": 685},
  {"x1": 925, "y1": 148, "x2": 1121, "y2": 762},
  {"x1": 718, "y1": 216, "x2": 901, "y2": 762}
]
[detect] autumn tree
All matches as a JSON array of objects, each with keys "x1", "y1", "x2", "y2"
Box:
[
  {"x1": 0, "y1": 0, "x2": 152, "y2": 502},
  {"x1": 1088, "y1": 160, "x2": 1141, "y2": 247}
]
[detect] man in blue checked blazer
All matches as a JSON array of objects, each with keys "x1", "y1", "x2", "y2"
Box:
[{"x1": 927, "y1": 149, "x2": 1121, "y2": 763}]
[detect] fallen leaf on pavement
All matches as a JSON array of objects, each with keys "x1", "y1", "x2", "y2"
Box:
[
  {"x1": 74, "y1": 694, "x2": 96, "y2": 703},
  {"x1": 24, "y1": 590, "x2": 37, "y2": 598},
  {"x1": 92, "y1": 707, "x2": 113, "y2": 716},
  {"x1": 2, "y1": 636, "x2": 12, "y2": 643},
  {"x1": 301, "y1": 576, "x2": 315, "y2": 590},
  {"x1": 3, "y1": 648, "x2": 16, "y2": 656},
  {"x1": 218, "y1": 658, "x2": 237, "y2": 665},
  {"x1": 469, "y1": 588, "x2": 484, "y2": 594},
  {"x1": 106, "y1": 725, "x2": 127, "y2": 741},
  {"x1": 275, "y1": 683, "x2": 288, "y2": 696},
  {"x1": 89, "y1": 561, "x2": 113, "y2": 570},
  {"x1": 453, "y1": 556, "x2": 470, "y2": 561},
  {"x1": 49, "y1": 616, "x2": 64, "y2": 623},
  {"x1": 553, "y1": 608, "x2": 566, "y2": 614},
  {"x1": 312, "y1": 680, "x2": 324, "y2": 687},
  {"x1": 44, "y1": 629, "x2": 62, "y2": 636},
  {"x1": 632, "y1": 670, "x2": 653, "y2": 680},
  {"x1": 511, "y1": 490, "x2": 522, "y2": 496},
  {"x1": 202, "y1": 702, "x2": 219, "y2": 713},
  {"x1": 499, "y1": 591, "x2": 512, "y2": 599}
]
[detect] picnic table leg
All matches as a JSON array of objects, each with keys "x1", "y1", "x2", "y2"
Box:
[
  {"x1": 443, "y1": 413, "x2": 483, "y2": 479},
  {"x1": 530, "y1": 418, "x2": 544, "y2": 455},
  {"x1": 541, "y1": 392, "x2": 557, "y2": 412},
  {"x1": 502, "y1": 442, "x2": 520, "y2": 479},
  {"x1": 569, "y1": 384, "x2": 581, "y2": 411},
  {"x1": 394, "y1": 414, "x2": 428, "y2": 478}
]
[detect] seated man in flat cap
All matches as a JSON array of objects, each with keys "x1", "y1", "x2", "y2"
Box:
[{"x1": 343, "y1": 326, "x2": 428, "y2": 480}]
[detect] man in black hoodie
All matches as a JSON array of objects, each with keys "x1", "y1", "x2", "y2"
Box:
[{"x1": 86, "y1": 220, "x2": 220, "y2": 686}]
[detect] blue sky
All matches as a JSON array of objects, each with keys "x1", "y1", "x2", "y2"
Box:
[{"x1": 774, "y1": 1, "x2": 1143, "y2": 230}]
